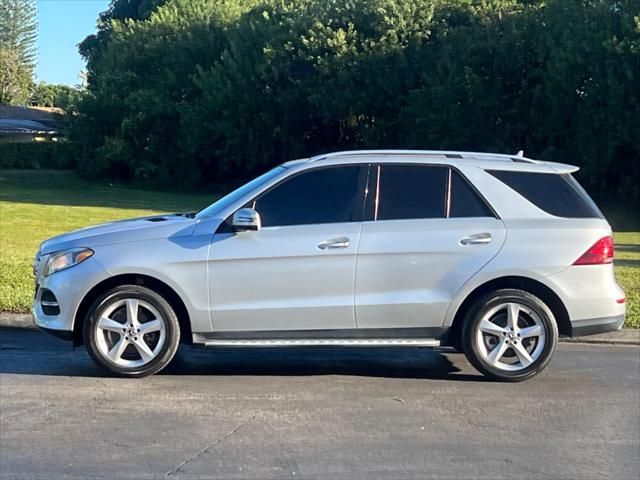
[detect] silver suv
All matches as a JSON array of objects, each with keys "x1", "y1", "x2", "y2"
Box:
[{"x1": 32, "y1": 150, "x2": 626, "y2": 380}]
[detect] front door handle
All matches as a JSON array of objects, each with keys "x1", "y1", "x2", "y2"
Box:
[
  {"x1": 460, "y1": 233, "x2": 492, "y2": 245},
  {"x1": 317, "y1": 237, "x2": 350, "y2": 250}
]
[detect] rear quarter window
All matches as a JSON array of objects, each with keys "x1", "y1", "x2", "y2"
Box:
[
  {"x1": 449, "y1": 169, "x2": 495, "y2": 218},
  {"x1": 487, "y1": 170, "x2": 603, "y2": 218}
]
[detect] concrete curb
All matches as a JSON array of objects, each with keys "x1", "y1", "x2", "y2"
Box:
[
  {"x1": 1, "y1": 312, "x2": 638, "y2": 345},
  {"x1": 560, "y1": 330, "x2": 640, "y2": 346},
  {"x1": 0, "y1": 313, "x2": 35, "y2": 330}
]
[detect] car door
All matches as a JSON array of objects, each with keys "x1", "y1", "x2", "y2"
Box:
[
  {"x1": 209, "y1": 164, "x2": 369, "y2": 332},
  {"x1": 355, "y1": 164, "x2": 506, "y2": 329}
]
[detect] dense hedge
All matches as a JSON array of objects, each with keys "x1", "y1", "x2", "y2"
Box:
[
  {"x1": 74, "y1": 0, "x2": 640, "y2": 199},
  {"x1": 0, "y1": 142, "x2": 76, "y2": 169}
]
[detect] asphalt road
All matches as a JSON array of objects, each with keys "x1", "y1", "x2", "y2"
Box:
[{"x1": 0, "y1": 329, "x2": 639, "y2": 480}]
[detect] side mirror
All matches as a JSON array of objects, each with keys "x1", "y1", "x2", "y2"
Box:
[{"x1": 231, "y1": 208, "x2": 261, "y2": 232}]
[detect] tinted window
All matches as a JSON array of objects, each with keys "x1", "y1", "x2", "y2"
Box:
[
  {"x1": 487, "y1": 170, "x2": 603, "y2": 218},
  {"x1": 254, "y1": 166, "x2": 363, "y2": 227},
  {"x1": 449, "y1": 170, "x2": 494, "y2": 217},
  {"x1": 377, "y1": 165, "x2": 447, "y2": 220}
]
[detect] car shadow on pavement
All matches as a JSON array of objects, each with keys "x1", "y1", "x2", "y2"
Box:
[
  {"x1": 162, "y1": 346, "x2": 485, "y2": 381},
  {"x1": 0, "y1": 329, "x2": 485, "y2": 381}
]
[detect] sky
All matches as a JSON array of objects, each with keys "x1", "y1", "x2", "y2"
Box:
[{"x1": 35, "y1": 0, "x2": 110, "y2": 86}]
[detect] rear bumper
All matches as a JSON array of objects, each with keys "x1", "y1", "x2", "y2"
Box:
[{"x1": 570, "y1": 314, "x2": 625, "y2": 337}]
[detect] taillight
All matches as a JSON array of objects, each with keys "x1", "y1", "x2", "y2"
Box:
[{"x1": 573, "y1": 236, "x2": 614, "y2": 265}]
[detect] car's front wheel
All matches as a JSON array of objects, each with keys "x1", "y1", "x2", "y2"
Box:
[
  {"x1": 84, "y1": 285, "x2": 180, "y2": 377},
  {"x1": 462, "y1": 288, "x2": 558, "y2": 382}
]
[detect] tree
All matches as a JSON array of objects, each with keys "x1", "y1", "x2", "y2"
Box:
[
  {"x1": 0, "y1": 0, "x2": 37, "y2": 104},
  {"x1": 30, "y1": 82, "x2": 83, "y2": 109},
  {"x1": 79, "y1": 0, "x2": 168, "y2": 77},
  {"x1": 0, "y1": 0, "x2": 37, "y2": 66},
  {"x1": 0, "y1": 46, "x2": 31, "y2": 103},
  {"x1": 72, "y1": 0, "x2": 640, "y2": 201}
]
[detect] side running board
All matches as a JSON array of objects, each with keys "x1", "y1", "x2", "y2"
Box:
[{"x1": 196, "y1": 338, "x2": 441, "y2": 348}]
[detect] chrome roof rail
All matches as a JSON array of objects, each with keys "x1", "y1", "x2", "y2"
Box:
[{"x1": 309, "y1": 149, "x2": 538, "y2": 164}]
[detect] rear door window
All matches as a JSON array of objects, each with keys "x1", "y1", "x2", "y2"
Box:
[
  {"x1": 487, "y1": 170, "x2": 603, "y2": 218},
  {"x1": 377, "y1": 165, "x2": 447, "y2": 220}
]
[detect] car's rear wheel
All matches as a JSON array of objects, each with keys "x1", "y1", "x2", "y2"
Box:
[
  {"x1": 462, "y1": 288, "x2": 558, "y2": 382},
  {"x1": 84, "y1": 285, "x2": 180, "y2": 377}
]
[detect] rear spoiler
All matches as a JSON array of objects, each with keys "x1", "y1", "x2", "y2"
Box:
[{"x1": 542, "y1": 161, "x2": 580, "y2": 174}]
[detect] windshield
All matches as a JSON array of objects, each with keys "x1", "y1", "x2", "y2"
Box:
[{"x1": 195, "y1": 166, "x2": 286, "y2": 219}]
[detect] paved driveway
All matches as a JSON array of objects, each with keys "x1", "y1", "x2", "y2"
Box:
[{"x1": 0, "y1": 329, "x2": 638, "y2": 479}]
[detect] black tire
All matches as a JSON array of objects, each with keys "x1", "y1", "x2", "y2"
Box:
[
  {"x1": 83, "y1": 285, "x2": 180, "y2": 377},
  {"x1": 462, "y1": 288, "x2": 558, "y2": 382}
]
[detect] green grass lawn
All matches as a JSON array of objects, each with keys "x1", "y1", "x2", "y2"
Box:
[
  {"x1": 0, "y1": 169, "x2": 638, "y2": 327},
  {"x1": 0, "y1": 170, "x2": 214, "y2": 313},
  {"x1": 613, "y1": 232, "x2": 640, "y2": 328}
]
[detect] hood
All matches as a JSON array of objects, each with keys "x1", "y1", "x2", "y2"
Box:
[{"x1": 39, "y1": 214, "x2": 197, "y2": 254}]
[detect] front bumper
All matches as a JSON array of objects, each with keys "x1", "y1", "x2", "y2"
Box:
[
  {"x1": 570, "y1": 314, "x2": 625, "y2": 337},
  {"x1": 37, "y1": 326, "x2": 74, "y2": 341},
  {"x1": 32, "y1": 256, "x2": 110, "y2": 338}
]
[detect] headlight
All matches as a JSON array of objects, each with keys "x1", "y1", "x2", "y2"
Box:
[{"x1": 43, "y1": 248, "x2": 94, "y2": 276}]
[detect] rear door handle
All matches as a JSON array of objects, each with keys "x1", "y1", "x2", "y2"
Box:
[
  {"x1": 460, "y1": 233, "x2": 492, "y2": 245},
  {"x1": 317, "y1": 237, "x2": 350, "y2": 250}
]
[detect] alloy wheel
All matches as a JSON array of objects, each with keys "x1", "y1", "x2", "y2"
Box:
[
  {"x1": 475, "y1": 302, "x2": 546, "y2": 372},
  {"x1": 95, "y1": 298, "x2": 167, "y2": 368}
]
